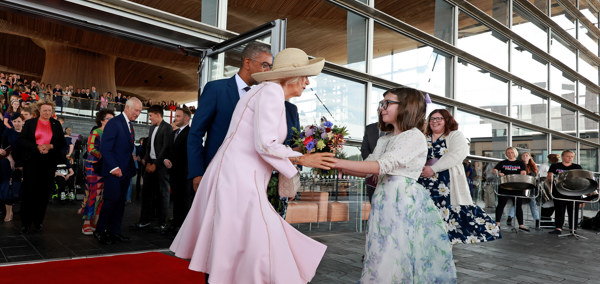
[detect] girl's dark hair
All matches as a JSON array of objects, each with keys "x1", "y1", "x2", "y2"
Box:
[
  {"x1": 425, "y1": 109, "x2": 459, "y2": 136},
  {"x1": 378, "y1": 87, "x2": 426, "y2": 133},
  {"x1": 95, "y1": 109, "x2": 115, "y2": 127}
]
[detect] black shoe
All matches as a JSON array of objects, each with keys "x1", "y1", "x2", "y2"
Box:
[
  {"x1": 548, "y1": 229, "x2": 562, "y2": 235},
  {"x1": 94, "y1": 231, "x2": 114, "y2": 244},
  {"x1": 152, "y1": 224, "x2": 168, "y2": 234},
  {"x1": 506, "y1": 217, "x2": 512, "y2": 226},
  {"x1": 111, "y1": 234, "x2": 131, "y2": 242},
  {"x1": 32, "y1": 224, "x2": 43, "y2": 233},
  {"x1": 518, "y1": 226, "x2": 530, "y2": 232},
  {"x1": 20, "y1": 226, "x2": 29, "y2": 234},
  {"x1": 535, "y1": 220, "x2": 540, "y2": 229},
  {"x1": 134, "y1": 222, "x2": 151, "y2": 229}
]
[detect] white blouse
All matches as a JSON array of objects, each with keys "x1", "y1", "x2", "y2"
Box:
[{"x1": 365, "y1": 128, "x2": 427, "y2": 180}]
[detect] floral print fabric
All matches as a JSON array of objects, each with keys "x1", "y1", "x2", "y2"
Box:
[
  {"x1": 361, "y1": 175, "x2": 457, "y2": 283},
  {"x1": 418, "y1": 135, "x2": 501, "y2": 244}
]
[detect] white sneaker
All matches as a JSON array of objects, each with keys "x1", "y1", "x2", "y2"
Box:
[{"x1": 60, "y1": 192, "x2": 66, "y2": 201}]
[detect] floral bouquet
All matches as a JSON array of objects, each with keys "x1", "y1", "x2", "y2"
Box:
[{"x1": 292, "y1": 119, "x2": 348, "y2": 176}]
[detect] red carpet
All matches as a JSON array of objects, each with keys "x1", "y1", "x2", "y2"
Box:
[{"x1": 0, "y1": 252, "x2": 206, "y2": 284}]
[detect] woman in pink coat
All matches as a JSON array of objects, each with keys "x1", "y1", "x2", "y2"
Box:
[{"x1": 170, "y1": 48, "x2": 335, "y2": 283}]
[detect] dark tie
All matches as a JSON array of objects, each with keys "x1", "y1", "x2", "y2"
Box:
[
  {"x1": 129, "y1": 121, "x2": 135, "y2": 144},
  {"x1": 243, "y1": 86, "x2": 251, "y2": 92},
  {"x1": 174, "y1": 128, "x2": 182, "y2": 142}
]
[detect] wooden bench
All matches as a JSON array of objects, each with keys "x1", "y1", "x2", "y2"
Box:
[
  {"x1": 327, "y1": 201, "x2": 349, "y2": 230},
  {"x1": 285, "y1": 202, "x2": 318, "y2": 230}
]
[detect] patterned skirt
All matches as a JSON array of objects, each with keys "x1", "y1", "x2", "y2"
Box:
[
  {"x1": 361, "y1": 175, "x2": 457, "y2": 283},
  {"x1": 83, "y1": 160, "x2": 103, "y2": 221}
]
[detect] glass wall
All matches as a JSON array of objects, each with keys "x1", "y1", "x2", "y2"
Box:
[
  {"x1": 511, "y1": 84, "x2": 548, "y2": 127},
  {"x1": 512, "y1": 125, "x2": 548, "y2": 165},
  {"x1": 292, "y1": 73, "x2": 365, "y2": 140},
  {"x1": 550, "y1": 100, "x2": 577, "y2": 137},
  {"x1": 550, "y1": 33, "x2": 577, "y2": 70},
  {"x1": 549, "y1": 65, "x2": 576, "y2": 103},
  {"x1": 513, "y1": 5, "x2": 548, "y2": 52},
  {"x1": 458, "y1": 11, "x2": 509, "y2": 70},
  {"x1": 579, "y1": 114, "x2": 599, "y2": 144},
  {"x1": 550, "y1": 1, "x2": 577, "y2": 38},
  {"x1": 511, "y1": 43, "x2": 548, "y2": 88},
  {"x1": 579, "y1": 54, "x2": 599, "y2": 85},
  {"x1": 455, "y1": 110, "x2": 508, "y2": 158},
  {"x1": 581, "y1": 143, "x2": 599, "y2": 171},
  {"x1": 372, "y1": 23, "x2": 452, "y2": 98},
  {"x1": 456, "y1": 60, "x2": 508, "y2": 115}
]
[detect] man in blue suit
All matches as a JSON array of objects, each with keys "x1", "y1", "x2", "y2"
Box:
[
  {"x1": 188, "y1": 42, "x2": 273, "y2": 190},
  {"x1": 95, "y1": 97, "x2": 143, "y2": 244}
]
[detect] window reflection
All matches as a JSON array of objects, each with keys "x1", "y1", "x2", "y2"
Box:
[
  {"x1": 512, "y1": 43, "x2": 548, "y2": 88},
  {"x1": 372, "y1": 23, "x2": 451, "y2": 98},
  {"x1": 512, "y1": 5, "x2": 548, "y2": 52},
  {"x1": 578, "y1": 54, "x2": 599, "y2": 85},
  {"x1": 512, "y1": 125, "x2": 548, "y2": 166},
  {"x1": 455, "y1": 110, "x2": 508, "y2": 158},
  {"x1": 458, "y1": 10, "x2": 509, "y2": 70},
  {"x1": 549, "y1": 65, "x2": 576, "y2": 102},
  {"x1": 368, "y1": 86, "x2": 387, "y2": 124},
  {"x1": 511, "y1": 84, "x2": 548, "y2": 127},
  {"x1": 550, "y1": 100, "x2": 576, "y2": 136},
  {"x1": 580, "y1": 143, "x2": 599, "y2": 172},
  {"x1": 456, "y1": 60, "x2": 508, "y2": 115},
  {"x1": 577, "y1": 24, "x2": 599, "y2": 56},
  {"x1": 579, "y1": 114, "x2": 599, "y2": 144},
  {"x1": 550, "y1": 1, "x2": 577, "y2": 38},
  {"x1": 292, "y1": 73, "x2": 365, "y2": 140},
  {"x1": 578, "y1": 82, "x2": 599, "y2": 113},
  {"x1": 550, "y1": 34, "x2": 576, "y2": 70}
]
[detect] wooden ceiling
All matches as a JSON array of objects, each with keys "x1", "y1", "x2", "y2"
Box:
[{"x1": 0, "y1": 0, "x2": 575, "y2": 103}]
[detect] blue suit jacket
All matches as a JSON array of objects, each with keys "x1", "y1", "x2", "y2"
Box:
[
  {"x1": 188, "y1": 76, "x2": 239, "y2": 179},
  {"x1": 284, "y1": 101, "x2": 300, "y2": 147},
  {"x1": 101, "y1": 113, "x2": 136, "y2": 179}
]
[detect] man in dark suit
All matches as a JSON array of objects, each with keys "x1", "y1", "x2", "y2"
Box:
[
  {"x1": 188, "y1": 41, "x2": 273, "y2": 190},
  {"x1": 95, "y1": 97, "x2": 142, "y2": 244},
  {"x1": 164, "y1": 107, "x2": 192, "y2": 233},
  {"x1": 136, "y1": 105, "x2": 173, "y2": 231},
  {"x1": 361, "y1": 122, "x2": 382, "y2": 202}
]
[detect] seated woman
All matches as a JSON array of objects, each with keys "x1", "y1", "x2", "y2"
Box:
[{"x1": 493, "y1": 147, "x2": 530, "y2": 232}]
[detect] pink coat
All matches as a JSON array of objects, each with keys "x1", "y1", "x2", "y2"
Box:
[{"x1": 170, "y1": 82, "x2": 327, "y2": 283}]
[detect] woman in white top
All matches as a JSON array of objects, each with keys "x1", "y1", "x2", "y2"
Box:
[
  {"x1": 333, "y1": 87, "x2": 456, "y2": 283},
  {"x1": 418, "y1": 109, "x2": 500, "y2": 244}
]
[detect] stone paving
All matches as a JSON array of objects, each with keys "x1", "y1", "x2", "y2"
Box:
[{"x1": 2, "y1": 200, "x2": 599, "y2": 283}]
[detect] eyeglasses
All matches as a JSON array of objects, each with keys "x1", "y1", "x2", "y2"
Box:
[
  {"x1": 429, "y1": 117, "x2": 444, "y2": 122},
  {"x1": 249, "y1": 58, "x2": 273, "y2": 70},
  {"x1": 378, "y1": 100, "x2": 401, "y2": 110}
]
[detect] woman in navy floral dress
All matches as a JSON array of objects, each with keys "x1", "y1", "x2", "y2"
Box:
[{"x1": 418, "y1": 109, "x2": 501, "y2": 244}]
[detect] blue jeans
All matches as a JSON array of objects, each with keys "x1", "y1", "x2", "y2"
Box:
[{"x1": 508, "y1": 197, "x2": 539, "y2": 220}]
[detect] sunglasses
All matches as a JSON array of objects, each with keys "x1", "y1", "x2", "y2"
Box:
[{"x1": 378, "y1": 100, "x2": 401, "y2": 110}]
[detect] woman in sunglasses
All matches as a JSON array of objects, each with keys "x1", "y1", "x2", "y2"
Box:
[
  {"x1": 333, "y1": 88, "x2": 456, "y2": 283},
  {"x1": 418, "y1": 109, "x2": 501, "y2": 243}
]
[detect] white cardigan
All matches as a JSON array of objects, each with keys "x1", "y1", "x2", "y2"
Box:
[{"x1": 429, "y1": 130, "x2": 473, "y2": 206}]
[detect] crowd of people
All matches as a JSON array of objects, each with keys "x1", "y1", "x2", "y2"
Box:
[
  {"x1": 0, "y1": 73, "x2": 196, "y2": 116},
  {"x1": 1, "y1": 40, "x2": 598, "y2": 283}
]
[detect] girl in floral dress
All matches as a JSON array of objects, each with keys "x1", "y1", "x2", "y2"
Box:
[
  {"x1": 418, "y1": 109, "x2": 501, "y2": 244},
  {"x1": 333, "y1": 88, "x2": 456, "y2": 283}
]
